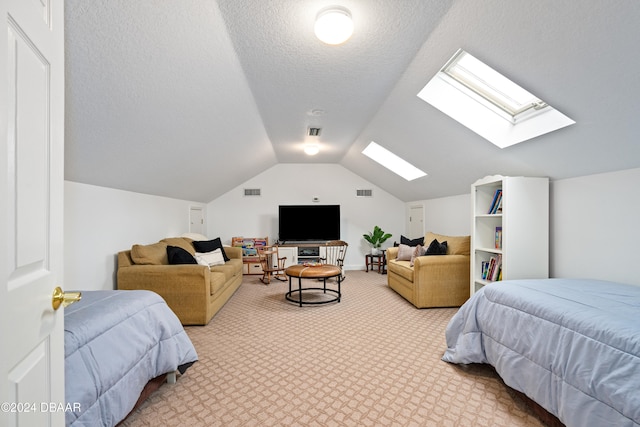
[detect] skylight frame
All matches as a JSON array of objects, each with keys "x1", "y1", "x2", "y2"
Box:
[
  {"x1": 417, "y1": 49, "x2": 575, "y2": 148},
  {"x1": 440, "y1": 49, "x2": 549, "y2": 124},
  {"x1": 362, "y1": 141, "x2": 427, "y2": 181}
]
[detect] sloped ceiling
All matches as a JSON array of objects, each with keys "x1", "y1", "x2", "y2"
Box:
[{"x1": 64, "y1": 0, "x2": 640, "y2": 203}]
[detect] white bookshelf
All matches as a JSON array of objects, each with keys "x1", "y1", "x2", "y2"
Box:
[{"x1": 471, "y1": 175, "x2": 549, "y2": 295}]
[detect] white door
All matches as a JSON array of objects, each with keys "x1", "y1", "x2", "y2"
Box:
[
  {"x1": 189, "y1": 206, "x2": 205, "y2": 234},
  {"x1": 0, "y1": 0, "x2": 66, "y2": 426},
  {"x1": 408, "y1": 205, "x2": 424, "y2": 239}
]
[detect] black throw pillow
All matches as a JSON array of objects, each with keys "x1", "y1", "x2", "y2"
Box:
[
  {"x1": 425, "y1": 239, "x2": 448, "y2": 255},
  {"x1": 167, "y1": 246, "x2": 197, "y2": 265},
  {"x1": 192, "y1": 237, "x2": 229, "y2": 262},
  {"x1": 400, "y1": 235, "x2": 424, "y2": 247}
]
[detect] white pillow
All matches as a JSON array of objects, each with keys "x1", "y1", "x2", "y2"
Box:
[{"x1": 195, "y1": 248, "x2": 225, "y2": 266}]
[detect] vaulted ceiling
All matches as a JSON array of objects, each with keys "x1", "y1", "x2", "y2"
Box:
[{"x1": 64, "y1": 0, "x2": 640, "y2": 203}]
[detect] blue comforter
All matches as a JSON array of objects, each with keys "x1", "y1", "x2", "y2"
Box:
[
  {"x1": 64, "y1": 290, "x2": 198, "y2": 426},
  {"x1": 443, "y1": 279, "x2": 640, "y2": 427}
]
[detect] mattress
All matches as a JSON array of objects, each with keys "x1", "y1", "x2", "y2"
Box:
[
  {"x1": 442, "y1": 279, "x2": 640, "y2": 427},
  {"x1": 64, "y1": 290, "x2": 198, "y2": 426}
]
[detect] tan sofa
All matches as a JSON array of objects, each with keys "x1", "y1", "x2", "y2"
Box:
[
  {"x1": 117, "y1": 237, "x2": 243, "y2": 325},
  {"x1": 386, "y1": 232, "x2": 470, "y2": 308}
]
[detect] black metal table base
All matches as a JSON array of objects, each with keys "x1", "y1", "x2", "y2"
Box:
[{"x1": 286, "y1": 276, "x2": 341, "y2": 307}]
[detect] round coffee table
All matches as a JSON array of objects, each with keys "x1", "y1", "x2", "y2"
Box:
[{"x1": 285, "y1": 264, "x2": 342, "y2": 306}]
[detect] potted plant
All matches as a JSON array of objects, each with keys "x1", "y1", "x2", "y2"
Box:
[{"x1": 363, "y1": 226, "x2": 392, "y2": 255}]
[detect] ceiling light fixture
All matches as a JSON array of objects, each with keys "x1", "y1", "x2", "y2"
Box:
[
  {"x1": 314, "y1": 6, "x2": 354, "y2": 45},
  {"x1": 304, "y1": 144, "x2": 320, "y2": 155}
]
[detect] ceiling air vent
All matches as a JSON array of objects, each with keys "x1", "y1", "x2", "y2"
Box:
[
  {"x1": 356, "y1": 189, "x2": 373, "y2": 197},
  {"x1": 308, "y1": 127, "x2": 321, "y2": 136},
  {"x1": 244, "y1": 188, "x2": 261, "y2": 196}
]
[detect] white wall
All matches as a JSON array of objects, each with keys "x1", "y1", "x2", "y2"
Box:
[
  {"x1": 550, "y1": 168, "x2": 640, "y2": 285},
  {"x1": 205, "y1": 164, "x2": 405, "y2": 270},
  {"x1": 408, "y1": 194, "x2": 471, "y2": 237},
  {"x1": 64, "y1": 181, "x2": 204, "y2": 290}
]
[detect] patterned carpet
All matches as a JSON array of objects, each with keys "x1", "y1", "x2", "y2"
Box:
[{"x1": 121, "y1": 271, "x2": 545, "y2": 426}]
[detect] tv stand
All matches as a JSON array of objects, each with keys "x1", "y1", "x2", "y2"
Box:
[{"x1": 277, "y1": 242, "x2": 325, "y2": 265}]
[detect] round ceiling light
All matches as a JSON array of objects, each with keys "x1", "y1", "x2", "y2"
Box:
[
  {"x1": 314, "y1": 7, "x2": 354, "y2": 45},
  {"x1": 304, "y1": 144, "x2": 320, "y2": 155}
]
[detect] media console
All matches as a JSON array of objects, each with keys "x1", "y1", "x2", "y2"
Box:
[
  {"x1": 275, "y1": 241, "x2": 348, "y2": 270},
  {"x1": 276, "y1": 243, "x2": 327, "y2": 265}
]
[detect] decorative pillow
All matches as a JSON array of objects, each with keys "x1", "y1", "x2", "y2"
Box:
[
  {"x1": 192, "y1": 237, "x2": 229, "y2": 262},
  {"x1": 396, "y1": 244, "x2": 414, "y2": 261},
  {"x1": 167, "y1": 245, "x2": 197, "y2": 264},
  {"x1": 425, "y1": 239, "x2": 448, "y2": 255},
  {"x1": 425, "y1": 232, "x2": 469, "y2": 256},
  {"x1": 410, "y1": 244, "x2": 425, "y2": 267},
  {"x1": 131, "y1": 242, "x2": 168, "y2": 265},
  {"x1": 195, "y1": 249, "x2": 225, "y2": 267},
  {"x1": 400, "y1": 235, "x2": 424, "y2": 247}
]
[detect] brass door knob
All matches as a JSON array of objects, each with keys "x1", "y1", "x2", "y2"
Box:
[{"x1": 52, "y1": 287, "x2": 82, "y2": 310}]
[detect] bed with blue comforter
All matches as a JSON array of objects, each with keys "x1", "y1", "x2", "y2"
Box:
[
  {"x1": 64, "y1": 290, "x2": 198, "y2": 426},
  {"x1": 443, "y1": 278, "x2": 640, "y2": 427}
]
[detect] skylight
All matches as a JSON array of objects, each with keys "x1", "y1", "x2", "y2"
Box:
[
  {"x1": 362, "y1": 141, "x2": 427, "y2": 181},
  {"x1": 417, "y1": 49, "x2": 575, "y2": 148}
]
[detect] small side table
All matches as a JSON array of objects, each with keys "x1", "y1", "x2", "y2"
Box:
[{"x1": 365, "y1": 252, "x2": 387, "y2": 274}]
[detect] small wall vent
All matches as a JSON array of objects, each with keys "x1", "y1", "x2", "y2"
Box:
[
  {"x1": 356, "y1": 189, "x2": 373, "y2": 197},
  {"x1": 244, "y1": 188, "x2": 261, "y2": 196},
  {"x1": 308, "y1": 127, "x2": 321, "y2": 136}
]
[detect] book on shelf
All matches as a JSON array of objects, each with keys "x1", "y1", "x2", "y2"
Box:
[
  {"x1": 488, "y1": 189, "x2": 503, "y2": 214},
  {"x1": 495, "y1": 226, "x2": 502, "y2": 249},
  {"x1": 481, "y1": 254, "x2": 502, "y2": 282}
]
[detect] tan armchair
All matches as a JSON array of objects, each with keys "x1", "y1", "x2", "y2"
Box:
[{"x1": 386, "y1": 232, "x2": 470, "y2": 308}]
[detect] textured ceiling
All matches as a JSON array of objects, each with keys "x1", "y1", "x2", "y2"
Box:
[{"x1": 64, "y1": 0, "x2": 640, "y2": 202}]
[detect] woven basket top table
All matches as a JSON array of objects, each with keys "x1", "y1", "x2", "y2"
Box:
[{"x1": 285, "y1": 264, "x2": 341, "y2": 279}]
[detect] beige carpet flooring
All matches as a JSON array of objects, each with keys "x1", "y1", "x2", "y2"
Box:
[{"x1": 121, "y1": 271, "x2": 546, "y2": 426}]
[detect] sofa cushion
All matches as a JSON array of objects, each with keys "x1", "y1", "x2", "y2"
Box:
[
  {"x1": 193, "y1": 237, "x2": 229, "y2": 262},
  {"x1": 161, "y1": 237, "x2": 195, "y2": 255},
  {"x1": 167, "y1": 246, "x2": 197, "y2": 265},
  {"x1": 425, "y1": 232, "x2": 470, "y2": 256},
  {"x1": 209, "y1": 271, "x2": 228, "y2": 297},
  {"x1": 131, "y1": 242, "x2": 168, "y2": 265},
  {"x1": 209, "y1": 258, "x2": 242, "y2": 284},
  {"x1": 425, "y1": 239, "x2": 448, "y2": 255},
  {"x1": 396, "y1": 244, "x2": 414, "y2": 261},
  {"x1": 388, "y1": 259, "x2": 414, "y2": 282},
  {"x1": 401, "y1": 235, "x2": 424, "y2": 247}
]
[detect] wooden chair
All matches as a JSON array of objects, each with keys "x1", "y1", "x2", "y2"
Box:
[
  {"x1": 321, "y1": 240, "x2": 348, "y2": 280},
  {"x1": 257, "y1": 245, "x2": 287, "y2": 284}
]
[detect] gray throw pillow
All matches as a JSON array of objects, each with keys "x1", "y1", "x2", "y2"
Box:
[
  {"x1": 396, "y1": 244, "x2": 414, "y2": 261},
  {"x1": 410, "y1": 244, "x2": 425, "y2": 267}
]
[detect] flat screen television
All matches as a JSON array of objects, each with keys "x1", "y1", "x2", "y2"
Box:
[{"x1": 278, "y1": 205, "x2": 340, "y2": 242}]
